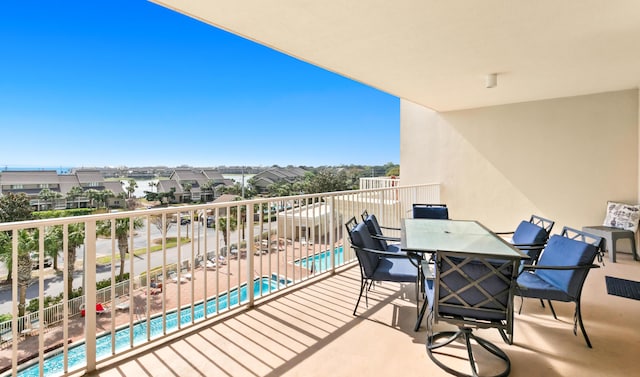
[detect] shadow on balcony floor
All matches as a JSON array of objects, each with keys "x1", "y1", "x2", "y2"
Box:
[{"x1": 83, "y1": 256, "x2": 640, "y2": 377}]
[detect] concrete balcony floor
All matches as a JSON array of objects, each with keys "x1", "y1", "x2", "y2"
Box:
[{"x1": 84, "y1": 254, "x2": 639, "y2": 377}]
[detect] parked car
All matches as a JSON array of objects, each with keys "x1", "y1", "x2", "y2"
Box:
[{"x1": 31, "y1": 253, "x2": 54, "y2": 270}]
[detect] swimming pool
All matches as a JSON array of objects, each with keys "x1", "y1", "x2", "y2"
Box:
[
  {"x1": 16, "y1": 275, "x2": 289, "y2": 377},
  {"x1": 294, "y1": 247, "x2": 345, "y2": 273}
]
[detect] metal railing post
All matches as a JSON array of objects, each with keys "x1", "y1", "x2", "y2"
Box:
[
  {"x1": 247, "y1": 203, "x2": 256, "y2": 307},
  {"x1": 84, "y1": 220, "x2": 97, "y2": 372}
]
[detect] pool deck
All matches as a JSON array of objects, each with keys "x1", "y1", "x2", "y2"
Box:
[{"x1": 0, "y1": 241, "x2": 318, "y2": 372}]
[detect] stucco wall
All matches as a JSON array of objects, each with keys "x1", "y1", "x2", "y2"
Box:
[{"x1": 400, "y1": 89, "x2": 639, "y2": 232}]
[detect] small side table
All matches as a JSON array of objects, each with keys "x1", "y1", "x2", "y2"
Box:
[{"x1": 582, "y1": 225, "x2": 638, "y2": 263}]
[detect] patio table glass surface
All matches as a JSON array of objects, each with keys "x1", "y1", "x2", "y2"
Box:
[{"x1": 401, "y1": 218, "x2": 526, "y2": 259}]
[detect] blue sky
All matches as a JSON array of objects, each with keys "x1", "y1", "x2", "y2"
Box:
[{"x1": 0, "y1": 1, "x2": 399, "y2": 168}]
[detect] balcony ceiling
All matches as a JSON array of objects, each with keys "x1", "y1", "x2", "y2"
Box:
[{"x1": 152, "y1": 0, "x2": 640, "y2": 111}]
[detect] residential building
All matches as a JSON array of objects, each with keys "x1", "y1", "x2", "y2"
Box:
[
  {"x1": 251, "y1": 166, "x2": 308, "y2": 193},
  {"x1": 0, "y1": 169, "x2": 126, "y2": 210},
  {"x1": 156, "y1": 168, "x2": 234, "y2": 203}
]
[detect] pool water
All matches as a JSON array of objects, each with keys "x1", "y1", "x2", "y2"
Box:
[
  {"x1": 17, "y1": 275, "x2": 288, "y2": 377},
  {"x1": 294, "y1": 247, "x2": 344, "y2": 272}
]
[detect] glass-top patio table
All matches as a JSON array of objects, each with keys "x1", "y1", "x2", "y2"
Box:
[
  {"x1": 401, "y1": 218, "x2": 528, "y2": 332},
  {"x1": 401, "y1": 218, "x2": 527, "y2": 258}
]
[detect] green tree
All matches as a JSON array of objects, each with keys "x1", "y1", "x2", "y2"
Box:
[
  {"x1": 385, "y1": 164, "x2": 400, "y2": 177},
  {"x1": 266, "y1": 181, "x2": 294, "y2": 197},
  {"x1": 96, "y1": 218, "x2": 144, "y2": 278},
  {"x1": 304, "y1": 169, "x2": 349, "y2": 194},
  {"x1": 0, "y1": 192, "x2": 33, "y2": 223},
  {"x1": 66, "y1": 186, "x2": 85, "y2": 209}
]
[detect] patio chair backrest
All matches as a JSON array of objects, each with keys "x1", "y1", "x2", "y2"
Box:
[
  {"x1": 536, "y1": 232, "x2": 599, "y2": 298},
  {"x1": 347, "y1": 222, "x2": 381, "y2": 278},
  {"x1": 512, "y1": 220, "x2": 549, "y2": 245},
  {"x1": 413, "y1": 204, "x2": 449, "y2": 220},
  {"x1": 434, "y1": 251, "x2": 514, "y2": 325},
  {"x1": 362, "y1": 214, "x2": 389, "y2": 250}
]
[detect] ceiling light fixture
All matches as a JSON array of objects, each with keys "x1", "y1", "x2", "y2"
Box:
[{"x1": 485, "y1": 73, "x2": 497, "y2": 89}]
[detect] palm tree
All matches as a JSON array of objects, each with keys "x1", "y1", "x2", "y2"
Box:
[
  {"x1": 38, "y1": 188, "x2": 61, "y2": 210},
  {"x1": 44, "y1": 226, "x2": 62, "y2": 271},
  {"x1": 96, "y1": 218, "x2": 144, "y2": 278},
  {"x1": 85, "y1": 189, "x2": 99, "y2": 209},
  {"x1": 64, "y1": 223, "x2": 85, "y2": 294},
  {"x1": 0, "y1": 232, "x2": 12, "y2": 282},
  {"x1": 202, "y1": 180, "x2": 215, "y2": 201},
  {"x1": 66, "y1": 186, "x2": 85, "y2": 208},
  {"x1": 182, "y1": 183, "x2": 192, "y2": 203},
  {"x1": 211, "y1": 216, "x2": 237, "y2": 256},
  {"x1": 98, "y1": 189, "x2": 115, "y2": 208},
  {"x1": 17, "y1": 229, "x2": 37, "y2": 317},
  {"x1": 125, "y1": 179, "x2": 138, "y2": 199}
]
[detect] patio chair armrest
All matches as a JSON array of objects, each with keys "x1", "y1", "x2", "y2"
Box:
[
  {"x1": 356, "y1": 246, "x2": 421, "y2": 266},
  {"x1": 371, "y1": 234, "x2": 401, "y2": 242},
  {"x1": 495, "y1": 231, "x2": 515, "y2": 236},
  {"x1": 519, "y1": 263, "x2": 599, "y2": 275},
  {"x1": 511, "y1": 241, "x2": 545, "y2": 247},
  {"x1": 511, "y1": 242, "x2": 546, "y2": 250},
  {"x1": 379, "y1": 225, "x2": 401, "y2": 231}
]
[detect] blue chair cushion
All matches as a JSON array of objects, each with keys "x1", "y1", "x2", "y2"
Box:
[
  {"x1": 512, "y1": 220, "x2": 548, "y2": 245},
  {"x1": 516, "y1": 271, "x2": 573, "y2": 301},
  {"x1": 386, "y1": 244, "x2": 403, "y2": 253},
  {"x1": 372, "y1": 257, "x2": 417, "y2": 282},
  {"x1": 534, "y1": 235, "x2": 598, "y2": 298}
]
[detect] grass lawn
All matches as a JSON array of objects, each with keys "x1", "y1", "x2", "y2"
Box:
[{"x1": 96, "y1": 237, "x2": 191, "y2": 264}]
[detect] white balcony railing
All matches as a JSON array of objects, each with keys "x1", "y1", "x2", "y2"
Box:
[
  {"x1": 359, "y1": 176, "x2": 400, "y2": 190},
  {"x1": 0, "y1": 183, "x2": 439, "y2": 377}
]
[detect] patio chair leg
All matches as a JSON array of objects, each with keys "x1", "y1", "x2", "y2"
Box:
[
  {"x1": 518, "y1": 296, "x2": 524, "y2": 314},
  {"x1": 415, "y1": 297, "x2": 429, "y2": 331},
  {"x1": 547, "y1": 300, "x2": 558, "y2": 320},
  {"x1": 575, "y1": 301, "x2": 593, "y2": 348},
  {"x1": 353, "y1": 278, "x2": 368, "y2": 315}
]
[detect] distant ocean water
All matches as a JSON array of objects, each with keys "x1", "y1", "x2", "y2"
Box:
[{"x1": 1, "y1": 166, "x2": 73, "y2": 174}]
